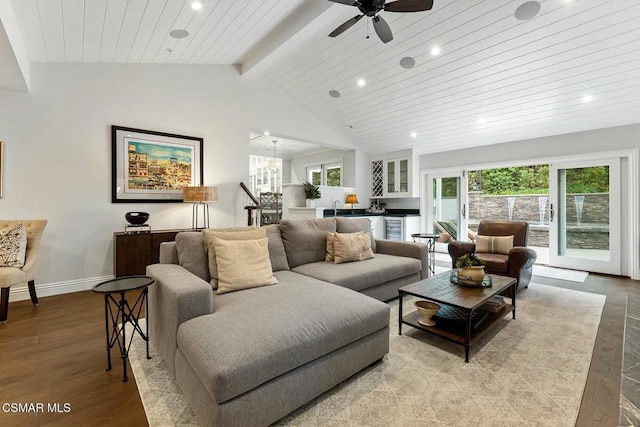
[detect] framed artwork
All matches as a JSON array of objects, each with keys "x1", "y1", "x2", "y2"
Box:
[
  {"x1": 112, "y1": 126, "x2": 203, "y2": 203},
  {"x1": 0, "y1": 141, "x2": 3, "y2": 198}
]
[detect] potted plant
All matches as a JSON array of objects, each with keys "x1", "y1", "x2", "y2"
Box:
[
  {"x1": 456, "y1": 253, "x2": 486, "y2": 283},
  {"x1": 302, "y1": 182, "x2": 321, "y2": 207}
]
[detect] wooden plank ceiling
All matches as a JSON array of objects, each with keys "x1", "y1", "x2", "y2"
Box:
[{"x1": 10, "y1": 0, "x2": 640, "y2": 155}]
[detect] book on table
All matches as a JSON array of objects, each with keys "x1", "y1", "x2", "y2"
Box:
[{"x1": 432, "y1": 305, "x2": 491, "y2": 333}]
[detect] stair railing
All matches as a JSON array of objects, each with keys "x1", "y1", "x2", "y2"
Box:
[{"x1": 240, "y1": 182, "x2": 260, "y2": 226}]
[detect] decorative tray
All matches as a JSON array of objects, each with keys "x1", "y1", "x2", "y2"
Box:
[{"x1": 450, "y1": 271, "x2": 493, "y2": 288}]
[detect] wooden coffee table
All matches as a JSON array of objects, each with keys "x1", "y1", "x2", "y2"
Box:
[{"x1": 398, "y1": 271, "x2": 517, "y2": 362}]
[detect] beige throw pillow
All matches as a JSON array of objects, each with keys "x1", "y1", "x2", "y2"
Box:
[
  {"x1": 476, "y1": 235, "x2": 514, "y2": 255},
  {"x1": 203, "y1": 227, "x2": 266, "y2": 289},
  {"x1": 333, "y1": 231, "x2": 375, "y2": 264},
  {"x1": 212, "y1": 237, "x2": 278, "y2": 294},
  {"x1": 325, "y1": 232, "x2": 335, "y2": 261},
  {"x1": 0, "y1": 223, "x2": 27, "y2": 268}
]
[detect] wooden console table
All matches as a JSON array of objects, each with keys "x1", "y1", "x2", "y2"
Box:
[{"x1": 113, "y1": 229, "x2": 192, "y2": 277}]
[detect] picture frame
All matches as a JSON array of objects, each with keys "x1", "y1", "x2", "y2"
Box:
[{"x1": 112, "y1": 126, "x2": 203, "y2": 203}]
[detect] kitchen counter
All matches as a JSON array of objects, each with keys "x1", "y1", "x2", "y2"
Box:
[{"x1": 322, "y1": 209, "x2": 420, "y2": 218}]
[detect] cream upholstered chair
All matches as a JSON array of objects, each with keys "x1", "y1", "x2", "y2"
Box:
[{"x1": 0, "y1": 220, "x2": 47, "y2": 323}]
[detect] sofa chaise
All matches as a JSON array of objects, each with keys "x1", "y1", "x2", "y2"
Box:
[{"x1": 147, "y1": 217, "x2": 428, "y2": 426}]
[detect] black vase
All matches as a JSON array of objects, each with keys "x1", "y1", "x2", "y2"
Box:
[{"x1": 125, "y1": 212, "x2": 149, "y2": 225}]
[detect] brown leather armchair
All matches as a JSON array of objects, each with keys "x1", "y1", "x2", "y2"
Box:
[{"x1": 448, "y1": 220, "x2": 537, "y2": 294}]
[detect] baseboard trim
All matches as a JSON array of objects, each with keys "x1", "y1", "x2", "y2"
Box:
[{"x1": 8, "y1": 276, "x2": 114, "y2": 302}]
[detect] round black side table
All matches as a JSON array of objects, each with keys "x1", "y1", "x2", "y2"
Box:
[
  {"x1": 411, "y1": 233, "x2": 440, "y2": 277},
  {"x1": 92, "y1": 275, "x2": 154, "y2": 382}
]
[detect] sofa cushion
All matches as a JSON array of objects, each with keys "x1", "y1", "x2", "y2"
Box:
[
  {"x1": 263, "y1": 224, "x2": 290, "y2": 271},
  {"x1": 203, "y1": 227, "x2": 266, "y2": 289},
  {"x1": 292, "y1": 253, "x2": 421, "y2": 292},
  {"x1": 336, "y1": 217, "x2": 377, "y2": 253},
  {"x1": 213, "y1": 237, "x2": 278, "y2": 294},
  {"x1": 175, "y1": 232, "x2": 210, "y2": 282},
  {"x1": 177, "y1": 271, "x2": 389, "y2": 404},
  {"x1": 476, "y1": 235, "x2": 514, "y2": 255},
  {"x1": 333, "y1": 231, "x2": 374, "y2": 264},
  {"x1": 279, "y1": 218, "x2": 336, "y2": 268},
  {"x1": 476, "y1": 252, "x2": 509, "y2": 273}
]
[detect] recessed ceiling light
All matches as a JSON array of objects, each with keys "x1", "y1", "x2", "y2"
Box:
[
  {"x1": 410, "y1": 132, "x2": 418, "y2": 138},
  {"x1": 582, "y1": 95, "x2": 593, "y2": 103},
  {"x1": 357, "y1": 79, "x2": 366, "y2": 87},
  {"x1": 515, "y1": 1, "x2": 541, "y2": 21},
  {"x1": 329, "y1": 90, "x2": 341, "y2": 98},
  {"x1": 430, "y1": 46, "x2": 441, "y2": 56},
  {"x1": 169, "y1": 29, "x2": 190, "y2": 39},
  {"x1": 399, "y1": 57, "x2": 416, "y2": 69},
  {"x1": 477, "y1": 117, "x2": 487, "y2": 124},
  {"x1": 264, "y1": 131, "x2": 270, "y2": 136},
  {"x1": 191, "y1": 1, "x2": 203, "y2": 10}
]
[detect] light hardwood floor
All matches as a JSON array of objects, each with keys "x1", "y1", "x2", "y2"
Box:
[{"x1": 0, "y1": 272, "x2": 635, "y2": 426}]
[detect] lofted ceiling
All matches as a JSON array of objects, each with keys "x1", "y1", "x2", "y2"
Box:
[
  {"x1": 249, "y1": 132, "x2": 342, "y2": 160},
  {"x1": 6, "y1": 0, "x2": 640, "y2": 156}
]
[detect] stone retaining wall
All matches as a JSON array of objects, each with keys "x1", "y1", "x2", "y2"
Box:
[{"x1": 465, "y1": 192, "x2": 610, "y2": 249}]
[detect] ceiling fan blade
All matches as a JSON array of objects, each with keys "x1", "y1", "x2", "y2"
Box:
[
  {"x1": 329, "y1": 14, "x2": 364, "y2": 37},
  {"x1": 326, "y1": 0, "x2": 360, "y2": 6},
  {"x1": 373, "y1": 15, "x2": 393, "y2": 43},
  {"x1": 384, "y1": 0, "x2": 433, "y2": 12}
]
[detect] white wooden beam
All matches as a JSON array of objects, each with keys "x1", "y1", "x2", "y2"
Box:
[
  {"x1": 240, "y1": 1, "x2": 352, "y2": 77},
  {"x1": 0, "y1": 0, "x2": 31, "y2": 92}
]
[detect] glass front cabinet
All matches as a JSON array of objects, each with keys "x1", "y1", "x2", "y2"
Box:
[{"x1": 371, "y1": 150, "x2": 419, "y2": 198}]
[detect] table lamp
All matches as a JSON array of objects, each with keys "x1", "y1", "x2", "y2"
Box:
[
  {"x1": 183, "y1": 185, "x2": 218, "y2": 229},
  {"x1": 345, "y1": 193, "x2": 359, "y2": 211}
]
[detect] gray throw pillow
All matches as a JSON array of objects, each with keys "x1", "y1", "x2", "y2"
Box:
[
  {"x1": 175, "y1": 232, "x2": 210, "y2": 282},
  {"x1": 279, "y1": 218, "x2": 337, "y2": 268},
  {"x1": 263, "y1": 224, "x2": 290, "y2": 271}
]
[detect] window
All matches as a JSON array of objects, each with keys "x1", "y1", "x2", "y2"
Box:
[{"x1": 306, "y1": 162, "x2": 342, "y2": 187}]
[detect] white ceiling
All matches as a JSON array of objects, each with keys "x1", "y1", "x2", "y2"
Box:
[
  {"x1": 249, "y1": 132, "x2": 340, "y2": 159},
  {"x1": 7, "y1": 0, "x2": 640, "y2": 156}
]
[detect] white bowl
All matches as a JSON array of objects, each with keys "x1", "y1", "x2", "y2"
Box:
[{"x1": 414, "y1": 300, "x2": 440, "y2": 326}]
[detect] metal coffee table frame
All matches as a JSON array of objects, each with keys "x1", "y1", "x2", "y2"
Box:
[
  {"x1": 399, "y1": 271, "x2": 517, "y2": 362},
  {"x1": 93, "y1": 275, "x2": 154, "y2": 382}
]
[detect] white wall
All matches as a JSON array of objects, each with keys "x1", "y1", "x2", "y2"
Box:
[
  {"x1": 0, "y1": 62, "x2": 353, "y2": 299},
  {"x1": 421, "y1": 124, "x2": 640, "y2": 169}
]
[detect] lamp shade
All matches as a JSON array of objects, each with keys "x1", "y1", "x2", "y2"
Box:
[
  {"x1": 345, "y1": 194, "x2": 359, "y2": 204},
  {"x1": 182, "y1": 186, "x2": 218, "y2": 203}
]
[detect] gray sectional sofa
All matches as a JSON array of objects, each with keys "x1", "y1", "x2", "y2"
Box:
[{"x1": 147, "y1": 217, "x2": 428, "y2": 426}]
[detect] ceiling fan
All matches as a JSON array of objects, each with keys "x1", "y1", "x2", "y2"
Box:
[{"x1": 327, "y1": 0, "x2": 434, "y2": 43}]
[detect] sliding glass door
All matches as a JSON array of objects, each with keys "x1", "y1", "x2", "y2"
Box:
[
  {"x1": 426, "y1": 171, "x2": 468, "y2": 253},
  {"x1": 549, "y1": 159, "x2": 621, "y2": 274}
]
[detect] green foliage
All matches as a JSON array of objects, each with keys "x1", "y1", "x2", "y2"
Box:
[
  {"x1": 302, "y1": 181, "x2": 321, "y2": 200},
  {"x1": 468, "y1": 165, "x2": 609, "y2": 195},
  {"x1": 441, "y1": 177, "x2": 458, "y2": 198},
  {"x1": 565, "y1": 166, "x2": 609, "y2": 193},
  {"x1": 326, "y1": 168, "x2": 341, "y2": 187},
  {"x1": 468, "y1": 166, "x2": 549, "y2": 195},
  {"x1": 456, "y1": 253, "x2": 485, "y2": 268}
]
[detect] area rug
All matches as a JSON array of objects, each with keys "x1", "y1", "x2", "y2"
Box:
[
  {"x1": 129, "y1": 283, "x2": 605, "y2": 427},
  {"x1": 533, "y1": 265, "x2": 589, "y2": 282}
]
